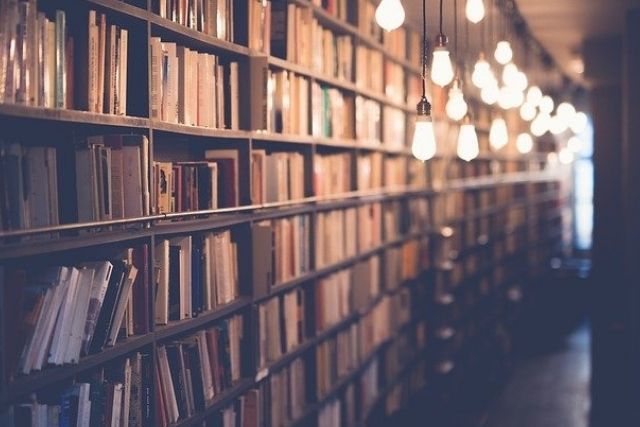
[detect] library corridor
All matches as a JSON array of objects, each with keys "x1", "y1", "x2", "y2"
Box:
[{"x1": 1, "y1": 0, "x2": 640, "y2": 426}]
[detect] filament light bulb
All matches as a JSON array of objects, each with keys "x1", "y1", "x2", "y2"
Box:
[
  {"x1": 446, "y1": 83, "x2": 468, "y2": 121},
  {"x1": 520, "y1": 102, "x2": 536, "y2": 121},
  {"x1": 516, "y1": 133, "x2": 533, "y2": 153},
  {"x1": 557, "y1": 102, "x2": 576, "y2": 124},
  {"x1": 531, "y1": 112, "x2": 551, "y2": 136},
  {"x1": 472, "y1": 56, "x2": 492, "y2": 89},
  {"x1": 457, "y1": 123, "x2": 480, "y2": 161},
  {"x1": 412, "y1": 115, "x2": 437, "y2": 161},
  {"x1": 502, "y1": 63, "x2": 519, "y2": 87},
  {"x1": 431, "y1": 47, "x2": 455, "y2": 87},
  {"x1": 489, "y1": 117, "x2": 509, "y2": 150},
  {"x1": 465, "y1": 0, "x2": 485, "y2": 23},
  {"x1": 481, "y1": 79, "x2": 499, "y2": 105},
  {"x1": 570, "y1": 111, "x2": 588, "y2": 134},
  {"x1": 539, "y1": 95, "x2": 554, "y2": 114},
  {"x1": 526, "y1": 86, "x2": 543, "y2": 105},
  {"x1": 549, "y1": 114, "x2": 568, "y2": 135},
  {"x1": 375, "y1": 0, "x2": 406, "y2": 32},
  {"x1": 494, "y1": 40, "x2": 513, "y2": 65}
]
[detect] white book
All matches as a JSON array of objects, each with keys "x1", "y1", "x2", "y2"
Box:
[
  {"x1": 169, "y1": 236, "x2": 192, "y2": 319},
  {"x1": 76, "y1": 383, "x2": 92, "y2": 427},
  {"x1": 48, "y1": 267, "x2": 80, "y2": 366},
  {"x1": 150, "y1": 37, "x2": 163, "y2": 119},
  {"x1": 19, "y1": 284, "x2": 55, "y2": 374},
  {"x1": 110, "y1": 383, "x2": 124, "y2": 427},
  {"x1": 196, "y1": 331, "x2": 215, "y2": 402},
  {"x1": 121, "y1": 145, "x2": 143, "y2": 217},
  {"x1": 154, "y1": 240, "x2": 170, "y2": 325},
  {"x1": 64, "y1": 267, "x2": 94, "y2": 363},
  {"x1": 81, "y1": 261, "x2": 113, "y2": 355},
  {"x1": 157, "y1": 346, "x2": 179, "y2": 422},
  {"x1": 118, "y1": 28, "x2": 128, "y2": 115},
  {"x1": 122, "y1": 358, "x2": 131, "y2": 427}
]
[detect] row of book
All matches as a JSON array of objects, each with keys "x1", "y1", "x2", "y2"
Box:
[
  {"x1": 355, "y1": 96, "x2": 382, "y2": 145},
  {"x1": 2, "y1": 352, "x2": 152, "y2": 427},
  {"x1": 150, "y1": 38, "x2": 239, "y2": 129},
  {"x1": 156, "y1": 314, "x2": 245, "y2": 425},
  {"x1": 250, "y1": 150, "x2": 305, "y2": 204},
  {"x1": 311, "y1": 83, "x2": 354, "y2": 140},
  {"x1": 153, "y1": 230, "x2": 240, "y2": 325},
  {"x1": 155, "y1": 0, "x2": 234, "y2": 43},
  {"x1": 152, "y1": 149, "x2": 239, "y2": 213},
  {"x1": 312, "y1": 20, "x2": 353, "y2": 82},
  {"x1": 313, "y1": 151, "x2": 351, "y2": 197},
  {"x1": 384, "y1": 61, "x2": 405, "y2": 104},
  {"x1": 355, "y1": 45, "x2": 383, "y2": 94},
  {"x1": 0, "y1": 135, "x2": 149, "y2": 230},
  {"x1": 212, "y1": 389, "x2": 261, "y2": 427},
  {"x1": 383, "y1": 106, "x2": 406, "y2": 149},
  {"x1": 0, "y1": 6, "x2": 129, "y2": 114},
  {"x1": 316, "y1": 323, "x2": 359, "y2": 398},
  {"x1": 268, "y1": 357, "x2": 306, "y2": 427},
  {"x1": 5, "y1": 245, "x2": 148, "y2": 377},
  {"x1": 315, "y1": 269, "x2": 352, "y2": 332}
]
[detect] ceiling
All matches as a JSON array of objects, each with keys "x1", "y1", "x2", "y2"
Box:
[{"x1": 403, "y1": 0, "x2": 639, "y2": 88}]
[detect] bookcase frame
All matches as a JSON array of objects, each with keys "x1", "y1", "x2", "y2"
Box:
[{"x1": 0, "y1": 0, "x2": 567, "y2": 425}]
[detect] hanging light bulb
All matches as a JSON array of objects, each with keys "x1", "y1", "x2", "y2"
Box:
[
  {"x1": 412, "y1": 0, "x2": 437, "y2": 161},
  {"x1": 481, "y1": 78, "x2": 499, "y2": 105},
  {"x1": 514, "y1": 71, "x2": 528, "y2": 92},
  {"x1": 446, "y1": 79, "x2": 468, "y2": 121},
  {"x1": 465, "y1": 0, "x2": 485, "y2": 23},
  {"x1": 549, "y1": 114, "x2": 568, "y2": 135},
  {"x1": 498, "y1": 86, "x2": 512, "y2": 109},
  {"x1": 489, "y1": 117, "x2": 508, "y2": 150},
  {"x1": 494, "y1": 40, "x2": 513, "y2": 65},
  {"x1": 526, "y1": 86, "x2": 543, "y2": 105},
  {"x1": 531, "y1": 112, "x2": 551, "y2": 136},
  {"x1": 520, "y1": 102, "x2": 536, "y2": 121},
  {"x1": 472, "y1": 54, "x2": 492, "y2": 88},
  {"x1": 516, "y1": 133, "x2": 533, "y2": 153},
  {"x1": 375, "y1": 0, "x2": 406, "y2": 32},
  {"x1": 559, "y1": 147, "x2": 574, "y2": 164},
  {"x1": 568, "y1": 136, "x2": 583, "y2": 153},
  {"x1": 556, "y1": 102, "x2": 576, "y2": 129},
  {"x1": 570, "y1": 111, "x2": 588, "y2": 133},
  {"x1": 509, "y1": 88, "x2": 525, "y2": 108},
  {"x1": 431, "y1": 37, "x2": 455, "y2": 87},
  {"x1": 539, "y1": 95, "x2": 554, "y2": 114},
  {"x1": 457, "y1": 116, "x2": 480, "y2": 161},
  {"x1": 502, "y1": 63, "x2": 519, "y2": 87}
]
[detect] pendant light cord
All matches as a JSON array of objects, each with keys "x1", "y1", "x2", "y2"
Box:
[
  {"x1": 422, "y1": 0, "x2": 427, "y2": 97},
  {"x1": 439, "y1": 0, "x2": 444, "y2": 36},
  {"x1": 454, "y1": 0, "x2": 458, "y2": 58}
]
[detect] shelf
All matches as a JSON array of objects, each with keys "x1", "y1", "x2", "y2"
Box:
[
  {"x1": 151, "y1": 120, "x2": 251, "y2": 139},
  {"x1": 4, "y1": 334, "x2": 154, "y2": 403},
  {"x1": 87, "y1": 0, "x2": 149, "y2": 21},
  {"x1": 0, "y1": 104, "x2": 149, "y2": 128}
]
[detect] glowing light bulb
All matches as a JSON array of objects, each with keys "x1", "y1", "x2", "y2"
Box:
[
  {"x1": 375, "y1": 0, "x2": 406, "y2": 32},
  {"x1": 481, "y1": 80, "x2": 499, "y2": 105},
  {"x1": 568, "y1": 136, "x2": 583, "y2": 152},
  {"x1": 516, "y1": 133, "x2": 533, "y2": 153},
  {"x1": 526, "y1": 86, "x2": 543, "y2": 105},
  {"x1": 520, "y1": 102, "x2": 536, "y2": 121},
  {"x1": 494, "y1": 40, "x2": 513, "y2": 65},
  {"x1": 489, "y1": 117, "x2": 508, "y2": 150},
  {"x1": 539, "y1": 95, "x2": 554, "y2": 114},
  {"x1": 559, "y1": 147, "x2": 574, "y2": 164},
  {"x1": 502, "y1": 63, "x2": 519, "y2": 87},
  {"x1": 431, "y1": 47, "x2": 455, "y2": 87},
  {"x1": 498, "y1": 86, "x2": 512, "y2": 109},
  {"x1": 557, "y1": 102, "x2": 576, "y2": 123},
  {"x1": 570, "y1": 111, "x2": 588, "y2": 134},
  {"x1": 446, "y1": 83, "x2": 468, "y2": 121},
  {"x1": 472, "y1": 56, "x2": 492, "y2": 89},
  {"x1": 514, "y1": 72, "x2": 528, "y2": 92},
  {"x1": 531, "y1": 113, "x2": 551, "y2": 136},
  {"x1": 412, "y1": 115, "x2": 437, "y2": 161},
  {"x1": 549, "y1": 115, "x2": 568, "y2": 135},
  {"x1": 457, "y1": 123, "x2": 480, "y2": 161},
  {"x1": 465, "y1": 0, "x2": 485, "y2": 23}
]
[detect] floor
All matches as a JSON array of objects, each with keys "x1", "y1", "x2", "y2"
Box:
[{"x1": 484, "y1": 325, "x2": 591, "y2": 427}]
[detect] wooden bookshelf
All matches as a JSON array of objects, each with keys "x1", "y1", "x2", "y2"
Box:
[{"x1": 0, "y1": 0, "x2": 567, "y2": 426}]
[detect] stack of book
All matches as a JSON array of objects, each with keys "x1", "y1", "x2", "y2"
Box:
[
  {"x1": 75, "y1": 135, "x2": 150, "y2": 222},
  {"x1": 316, "y1": 323, "x2": 359, "y2": 399},
  {"x1": 4, "y1": 246, "x2": 148, "y2": 378},
  {"x1": 155, "y1": 0, "x2": 237, "y2": 44},
  {"x1": 357, "y1": 203, "x2": 382, "y2": 252},
  {"x1": 154, "y1": 230, "x2": 239, "y2": 324},
  {"x1": 315, "y1": 208, "x2": 358, "y2": 268},
  {"x1": 152, "y1": 149, "x2": 239, "y2": 213},
  {"x1": 257, "y1": 287, "x2": 306, "y2": 368},
  {"x1": 5, "y1": 352, "x2": 152, "y2": 427},
  {"x1": 355, "y1": 96, "x2": 381, "y2": 145},
  {"x1": 150, "y1": 38, "x2": 239, "y2": 129},
  {"x1": 355, "y1": 45, "x2": 383, "y2": 93},
  {"x1": 315, "y1": 270, "x2": 352, "y2": 332},
  {"x1": 270, "y1": 2, "x2": 312, "y2": 67},
  {"x1": 357, "y1": 152, "x2": 383, "y2": 190},
  {"x1": 267, "y1": 70, "x2": 310, "y2": 135},
  {"x1": 0, "y1": 6, "x2": 129, "y2": 114},
  {"x1": 156, "y1": 314, "x2": 245, "y2": 425},
  {"x1": 251, "y1": 150, "x2": 305, "y2": 204},
  {"x1": 311, "y1": 83, "x2": 355, "y2": 139},
  {"x1": 268, "y1": 357, "x2": 306, "y2": 427},
  {"x1": 311, "y1": 20, "x2": 353, "y2": 81},
  {"x1": 313, "y1": 152, "x2": 352, "y2": 197}
]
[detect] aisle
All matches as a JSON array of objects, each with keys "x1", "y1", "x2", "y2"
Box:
[{"x1": 484, "y1": 325, "x2": 591, "y2": 427}]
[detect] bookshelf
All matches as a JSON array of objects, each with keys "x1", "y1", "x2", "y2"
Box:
[{"x1": 0, "y1": 0, "x2": 566, "y2": 426}]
